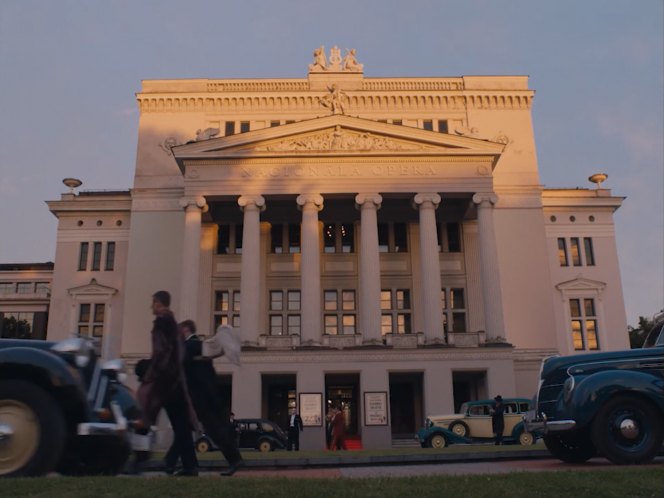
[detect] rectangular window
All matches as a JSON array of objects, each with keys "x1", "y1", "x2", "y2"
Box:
[
  {"x1": 584, "y1": 238, "x2": 595, "y2": 266},
  {"x1": 288, "y1": 291, "x2": 301, "y2": 311},
  {"x1": 234, "y1": 225, "x2": 243, "y2": 254},
  {"x1": 270, "y1": 291, "x2": 283, "y2": 311},
  {"x1": 224, "y1": 121, "x2": 235, "y2": 136},
  {"x1": 287, "y1": 315, "x2": 301, "y2": 335},
  {"x1": 378, "y1": 223, "x2": 389, "y2": 252},
  {"x1": 447, "y1": 223, "x2": 461, "y2": 252},
  {"x1": 393, "y1": 223, "x2": 408, "y2": 253},
  {"x1": 288, "y1": 224, "x2": 300, "y2": 253},
  {"x1": 324, "y1": 289, "x2": 356, "y2": 335},
  {"x1": 392, "y1": 119, "x2": 402, "y2": 125},
  {"x1": 240, "y1": 121, "x2": 250, "y2": 133},
  {"x1": 422, "y1": 120, "x2": 433, "y2": 131},
  {"x1": 381, "y1": 289, "x2": 412, "y2": 335},
  {"x1": 325, "y1": 315, "x2": 338, "y2": 335},
  {"x1": 569, "y1": 298, "x2": 599, "y2": 350},
  {"x1": 271, "y1": 224, "x2": 283, "y2": 253},
  {"x1": 78, "y1": 303, "x2": 104, "y2": 338},
  {"x1": 442, "y1": 288, "x2": 467, "y2": 335},
  {"x1": 324, "y1": 223, "x2": 355, "y2": 253},
  {"x1": 324, "y1": 290, "x2": 338, "y2": 311},
  {"x1": 78, "y1": 242, "x2": 89, "y2": 271},
  {"x1": 35, "y1": 282, "x2": 50, "y2": 294},
  {"x1": 558, "y1": 238, "x2": 569, "y2": 266},
  {"x1": 0, "y1": 283, "x2": 14, "y2": 294},
  {"x1": 214, "y1": 290, "x2": 240, "y2": 329},
  {"x1": 269, "y1": 315, "x2": 283, "y2": 335},
  {"x1": 105, "y1": 242, "x2": 116, "y2": 271},
  {"x1": 570, "y1": 238, "x2": 581, "y2": 266},
  {"x1": 16, "y1": 282, "x2": 32, "y2": 294},
  {"x1": 270, "y1": 120, "x2": 280, "y2": 127},
  {"x1": 437, "y1": 120, "x2": 448, "y2": 134},
  {"x1": 91, "y1": 242, "x2": 102, "y2": 271}
]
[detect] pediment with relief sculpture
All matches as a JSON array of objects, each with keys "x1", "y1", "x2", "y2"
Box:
[{"x1": 172, "y1": 115, "x2": 504, "y2": 171}]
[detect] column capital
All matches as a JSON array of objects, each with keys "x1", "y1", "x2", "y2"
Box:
[
  {"x1": 472, "y1": 192, "x2": 498, "y2": 207},
  {"x1": 238, "y1": 194, "x2": 266, "y2": 212},
  {"x1": 179, "y1": 196, "x2": 208, "y2": 212},
  {"x1": 354, "y1": 193, "x2": 382, "y2": 209},
  {"x1": 296, "y1": 193, "x2": 324, "y2": 211},
  {"x1": 413, "y1": 193, "x2": 441, "y2": 208}
]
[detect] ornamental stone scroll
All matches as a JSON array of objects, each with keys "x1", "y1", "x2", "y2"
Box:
[
  {"x1": 354, "y1": 193, "x2": 383, "y2": 210},
  {"x1": 178, "y1": 196, "x2": 208, "y2": 212},
  {"x1": 237, "y1": 195, "x2": 266, "y2": 212},
  {"x1": 472, "y1": 192, "x2": 499, "y2": 208},
  {"x1": 413, "y1": 193, "x2": 442, "y2": 210},
  {"x1": 296, "y1": 193, "x2": 324, "y2": 212}
]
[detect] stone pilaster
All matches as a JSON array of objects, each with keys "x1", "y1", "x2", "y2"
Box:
[
  {"x1": 355, "y1": 193, "x2": 383, "y2": 345},
  {"x1": 179, "y1": 196, "x2": 207, "y2": 322},
  {"x1": 297, "y1": 194, "x2": 324, "y2": 346},
  {"x1": 472, "y1": 193, "x2": 506, "y2": 341},
  {"x1": 413, "y1": 193, "x2": 443, "y2": 344},
  {"x1": 238, "y1": 195, "x2": 266, "y2": 346}
]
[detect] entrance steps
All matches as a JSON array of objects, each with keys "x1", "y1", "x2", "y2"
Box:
[{"x1": 391, "y1": 437, "x2": 420, "y2": 448}]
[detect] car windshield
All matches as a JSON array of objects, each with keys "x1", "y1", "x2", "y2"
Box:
[{"x1": 643, "y1": 321, "x2": 664, "y2": 348}]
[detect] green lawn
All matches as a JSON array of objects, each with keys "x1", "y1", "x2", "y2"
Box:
[{"x1": 1, "y1": 468, "x2": 662, "y2": 498}]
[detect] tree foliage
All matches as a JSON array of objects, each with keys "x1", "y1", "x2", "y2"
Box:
[{"x1": 627, "y1": 316, "x2": 656, "y2": 349}]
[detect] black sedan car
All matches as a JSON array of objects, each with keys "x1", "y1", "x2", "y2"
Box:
[{"x1": 196, "y1": 418, "x2": 288, "y2": 453}]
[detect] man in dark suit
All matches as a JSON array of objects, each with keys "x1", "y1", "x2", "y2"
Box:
[
  {"x1": 287, "y1": 408, "x2": 304, "y2": 451},
  {"x1": 165, "y1": 320, "x2": 244, "y2": 476},
  {"x1": 137, "y1": 291, "x2": 198, "y2": 477}
]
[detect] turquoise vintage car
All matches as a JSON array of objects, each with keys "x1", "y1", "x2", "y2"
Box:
[
  {"x1": 524, "y1": 316, "x2": 664, "y2": 465},
  {"x1": 417, "y1": 398, "x2": 537, "y2": 448}
]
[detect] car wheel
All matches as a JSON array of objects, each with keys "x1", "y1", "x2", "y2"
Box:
[
  {"x1": 196, "y1": 438, "x2": 211, "y2": 453},
  {"x1": 58, "y1": 436, "x2": 130, "y2": 476},
  {"x1": 449, "y1": 421, "x2": 469, "y2": 438},
  {"x1": 428, "y1": 434, "x2": 447, "y2": 449},
  {"x1": 258, "y1": 439, "x2": 273, "y2": 452},
  {"x1": 590, "y1": 395, "x2": 663, "y2": 465},
  {"x1": 0, "y1": 380, "x2": 66, "y2": 477},
  {"x1": 518, "y1": 431, "x2": 534, "y2": 446},
  {"x1": 543, "y1": 432, "x2": 596, "y2": 463}
]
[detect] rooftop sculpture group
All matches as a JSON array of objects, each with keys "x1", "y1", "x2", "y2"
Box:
[{"x1": 308, "y1": 45, "x2": 364, "y2": 73}]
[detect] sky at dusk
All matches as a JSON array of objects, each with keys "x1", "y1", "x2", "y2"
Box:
[{"x1": 0, "y1": 0, "x2": 662, "y2": 326}]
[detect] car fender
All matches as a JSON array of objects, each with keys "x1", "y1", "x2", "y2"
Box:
[
  {"x1": 418, "y1": 426, "x2": 470, "y2": 445},
  {"x1": 510, "y1": 421, "x2": 527, "y2": 439},
  {"x1": 567, "y1": 370, "x2": 664, "y2": 428},
  {"x1": 0, "y1": 346, "x2": 84, "y2": 390}
]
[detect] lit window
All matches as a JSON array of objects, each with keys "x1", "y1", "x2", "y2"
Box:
[
  {"x1": 323, "y1": 289, "x2": 355, "y2": 335},
  {"x1": 569, "y1": 298, "x2": 600, "y2": 351},
  {"x1": 78, "y1": 303, "x2": 104, "y2": 338},
  {"x1": 380, "y1": 289, "x2": 411, "y2": 335},
  {"x1": 570, "y1": 238, "x2": 581, "y2": 266},
  {"x1": 214, "y1": 290, "x2": 241, "y2": 329},
  {"x1": 269, "y1": 289, "x2": 300, "y2": 335},
  {"x1": 442, "y1": 288, "x2": 467, "y2": 338}
]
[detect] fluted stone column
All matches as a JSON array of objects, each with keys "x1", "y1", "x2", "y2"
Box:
[
  {"x1": 238, "y1": 195, "x2": 265, "y2": 346},
  {"x1": 472, "y1": 193, "x2": 506, "y2": 341},
  {"x1": 414, "y1": 193, "x2": 443, "y2": 344},
  {"x1": 355, "y1": 193, "x2": 383, "y2": 345},
  {"x1": 297, "y1": 194, "x2": 324, "y2": 346},
  {"x1": 179, "y1": 196, "x2": 207, "y2": 321}
]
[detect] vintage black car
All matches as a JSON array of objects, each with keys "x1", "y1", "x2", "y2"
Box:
[
  {"x1": 0, "y1": 337, "x2": 149, "y2": 477},
  {"x1": 524, "y1": 316, "x2": 664, "y2": 465},
  {"x1": 196, "y1": 418, "x2": 288, "y2": 453}
]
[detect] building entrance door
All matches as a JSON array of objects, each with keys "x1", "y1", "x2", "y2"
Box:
[
  {"x1": 389, "y1": 372, "x2": 423, "y2": 437},
  {"x1": 262, "y1": 374, "x2": 296, "y2": 432},
  {"x1": 325, "y1": 373, "x2": 359, "y2": 436}
]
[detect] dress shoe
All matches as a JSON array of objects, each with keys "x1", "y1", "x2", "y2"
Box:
[
  {"x1": 164, "y1": 466, "x2": 175, "y2": 475},
  {"x1": 172, "y1": 468, "x2": 199, "y2": 477},
  {"x1": 220, "y1": 459, "x2": 245, "y2": 477}
]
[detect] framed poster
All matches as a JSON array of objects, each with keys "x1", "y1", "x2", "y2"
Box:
[
  {"x1": 364, "y1": 391, "x2": 388, "y2": 426},
  {"x1": 298, "y1": 392, "x2": 323, "y2": 427}
]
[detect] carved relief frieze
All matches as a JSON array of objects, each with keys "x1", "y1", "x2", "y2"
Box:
[{"x1": 253, "y1": 127, "x2": 438, "y2": 153}]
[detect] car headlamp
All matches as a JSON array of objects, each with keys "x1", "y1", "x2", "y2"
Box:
[{"x1": 52, "y1": 337, "x2": 93, "y2": 368}]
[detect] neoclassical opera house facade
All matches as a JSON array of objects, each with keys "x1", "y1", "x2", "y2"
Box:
[{"x1": 43, "y1": 47, "x2": 628, "y2": 448}]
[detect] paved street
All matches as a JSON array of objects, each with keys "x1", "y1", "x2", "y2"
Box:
[{"x1": 141, "y1": 456, "x2": 664, "y2": 479}]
